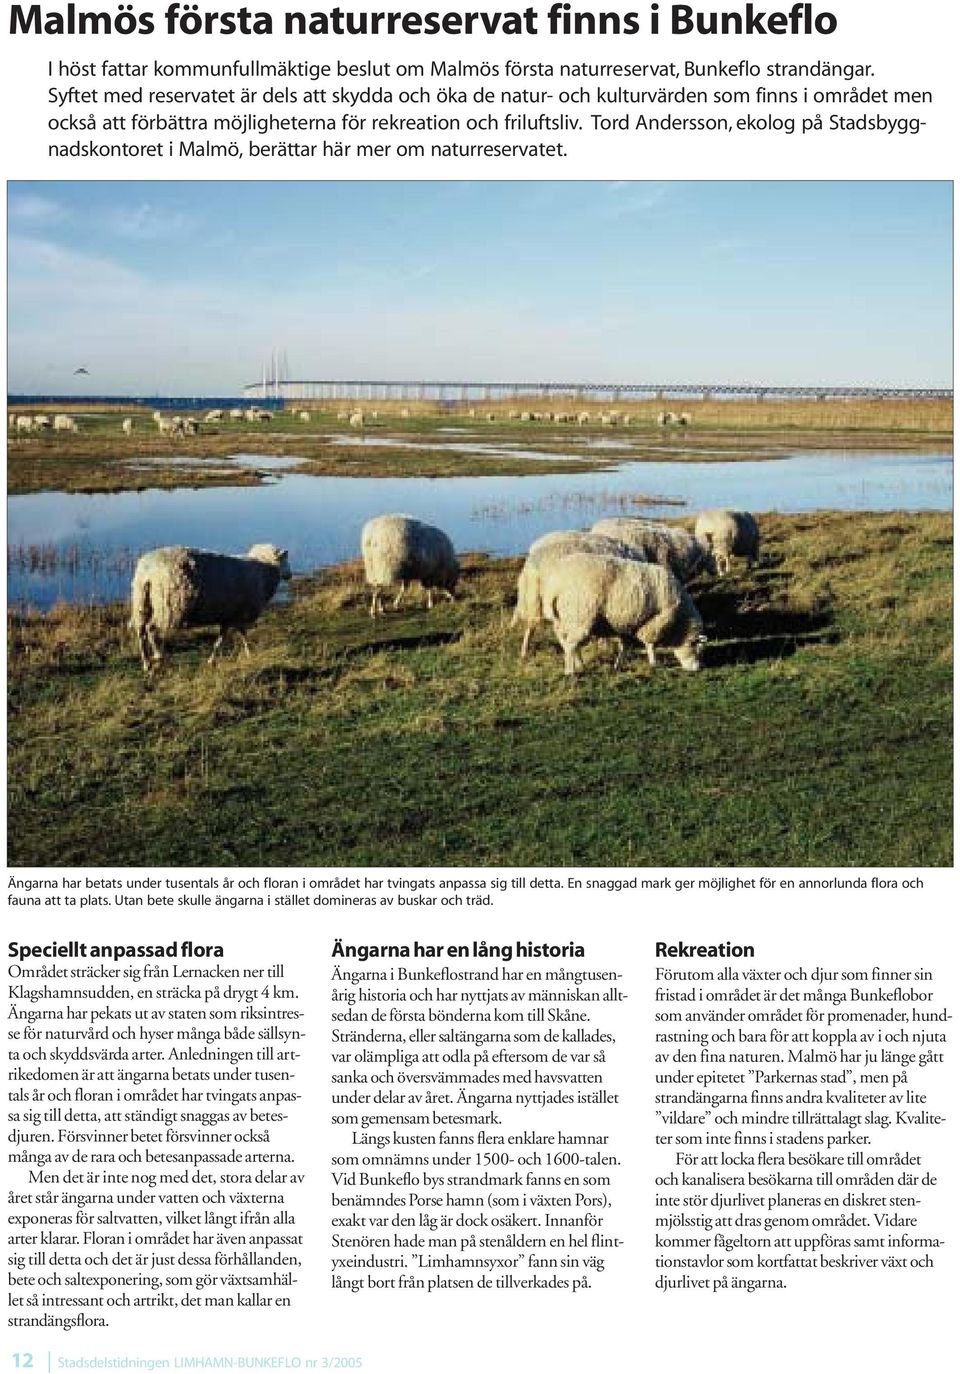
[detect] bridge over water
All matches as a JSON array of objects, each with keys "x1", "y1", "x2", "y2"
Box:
[{"x1": 242, "y1": 378, "x2": 953, "y2": 404}]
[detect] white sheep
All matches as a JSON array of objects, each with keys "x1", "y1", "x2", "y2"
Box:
[
  {"x1": 576, "y1": 412, "x2": 591, "y2": 426},
  {"x1": 229, "y1": 408, "x2": 244, "y2": 419},
  {"x1": 542, "y1": 553, "x2": 705, "y2": 676},
  {"x1": 182, "y1": 418, "x2": 200, "y2": 436},
  {"x1": 32, "y1": 415, "x2": 52, "y2": 431},
  {"x1": 512, "y1": 529, "x2": 643, "y2": 660},
  {"x1": 591, "y1": 518, "x2": 716, "y2": 582},
  {"x1": 8, "y1": 414, "x2": 17, "y2": 429},
  {"x1": 694, "y1": 509, "x2": 761, "y2": 575},
  {"x1": 361, "y1": 515, "x2": 459, "y2": 618},
  {"x1": 53, "y1": 415, "x2": 78, "y2": 432},
  {"x1": 156, "y1": 416, "x2": 183, "y2": 435},
  {"x1": 298, "y1": 410, "x2": 311, "y2": 423},
  {"x1": 204, "y1": 409, "x2": 223, "y2": 422},
  {"x1": 153, "y1": 411, "x2": 164, "y2": 423},
  {"x1": 130, "y1": 543, "x2": 292, "y2": 673},
  {"x1": 16, "y1": 416, "x2": 33, "y2": 432},
  {"x1": 122, "y1": 418, "x2": 134, "y2": 435},
  {"x1": 349, "y1": 411, "x2": 364, "y2": 429}
]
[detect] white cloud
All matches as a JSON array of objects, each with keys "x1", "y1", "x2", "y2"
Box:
[
  {"x1": 8, "y1": 193, "x2": 67, "y2": 224},
  {"x1": 105, "y1": 202, "x2": 194, "y2": 240}
]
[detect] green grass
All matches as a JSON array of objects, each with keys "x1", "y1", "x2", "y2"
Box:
[{"x1": 7, "y1": 512, "x2": 952, "y2": 867}]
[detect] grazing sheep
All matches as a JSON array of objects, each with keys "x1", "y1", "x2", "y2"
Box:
[
  {"x1": 229, "y1": 408, "x2": 244, "y2": 419},
  {"x1": 182, "y1": 418, "x2": 200, "y2": 436},
  {"x1": 577, "y1": 412, "x2": 591, "y2": 426},
  {"x1": 513, "y1": 529, "x2": 643, "y2": 660},
  {"x1": 542, "y1": 553, "x2": 705, "y2": 676},
  {"x1": 130, "y1": 543, "x2": 292, "y2": 673},
  {"x1": 204, "y1": 409, "x2": 223, "y2": 422},
  {"x1": 298, "y1": 410, "x2": 311, "y2": 423},
  {"x1": 349, "y1": 411, "x2": 364, "y2": 429},
  {"x1": 8, "y1": 414, "x2": 17, "y2": 429},
  {"x1": 32, "y1": 415, "x2": 52, "y2": 431},
  {"x1": 361, "y1": 515, "x2": 459, "y2": 618},
  {"x1": 591, "y1": 518, "x2": 716, "y2": 582},
  {"x1": 54, "y1": 415, "x2": 78, "y2": 432},
  {"x1": 16, "y1": 416, "x2": 33, "y2": 432},
  {"x1": 153, "y1": 411, "x2": 164, "y2": 423},
  {"x1": 156, "y1": 416, "x2": 183, "y2": 435},
  {"x1": 694, "y1": 509, "x2": 761, "y2": 575},
  {"x1": 399, "y1": 408, "x2": 411, "y2": 419},
  {"x1": 122, "y1": 418, "x2": 134, "y2": 435}
]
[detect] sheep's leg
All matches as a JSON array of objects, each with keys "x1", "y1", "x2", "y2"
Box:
[
  {"x1": 142, "y1": 625, "x2": 164, "y2": 672},
  {"x1": 236, "y1": 630, "x2": 252, "y2": 658},
  {"x1": 441, "y1": 588, "x2": 455, "y2": 603},
  {"x1": 137, "y1": 626, "x2": 153, "y2": 674},
  {"x1": 369, "y1": 589, "x2": 381, "y2": 618},
  {"x1": 519, "y1": 624, "x2": 534, "y2": 660},
  {"x1": 559, "y1": 636, "x2": 582, "y2": 676},
  {"x1": 424, "y1": 587, "x2": 434, "y2": 610},
  {"x1": 392, "y1": 582, "x2": 406, "y2": 610},
  {"x1": 612, "y1": 637, "x2": 626, "y2": 671},
  {"x1": 645, "y1": 641, "x2": 658, "y2": 668},
  {"x1": 207, "y1": 629, "x2": 226, "y2": 664}
]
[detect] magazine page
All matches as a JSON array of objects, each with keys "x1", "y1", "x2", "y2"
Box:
[{"x1": 2, "y1": 2, "x2": 955, "y2": 1373}]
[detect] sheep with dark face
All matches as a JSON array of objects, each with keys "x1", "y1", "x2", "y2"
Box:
[
  {"x1": 361, "y1": 515, "x2": 459, "y2": 618},
  {"x1": 130, "y1": 543, "x2": 292, "y2": 673}
]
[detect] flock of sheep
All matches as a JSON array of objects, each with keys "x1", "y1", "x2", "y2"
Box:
[
  {"x1": 128, "y1": 509, "x2": 759, "y2": 678},
  {"x1": 151, "y1": 407, "x2": 278, "y2": 435},
  {"x1": 8, "y1": 407, "x2": 284, "y2": 437},
  {"x1": 10, "y1": 406, "x2": 692, "y2": 436},
  {"x1": 9, "y1": 412, "x2": 78, "y2": 433}
]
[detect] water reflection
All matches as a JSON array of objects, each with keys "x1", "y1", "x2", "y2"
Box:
[{"x1": 7, "y1": 450, "x2": 953, "y2": 610}]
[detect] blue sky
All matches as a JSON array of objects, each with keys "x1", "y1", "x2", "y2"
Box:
[{"x1": 7, "y1": 181, "x2": 952, "y2": 394}]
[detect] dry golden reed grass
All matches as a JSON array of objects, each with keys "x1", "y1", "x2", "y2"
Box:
[{"x1": 321, "y1": 394, "x2": 952, "y2": 432}]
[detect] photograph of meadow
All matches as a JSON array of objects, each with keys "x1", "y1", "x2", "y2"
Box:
[{"x1": 6, "y1": 181, "x2": 953, "y2": 867}]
